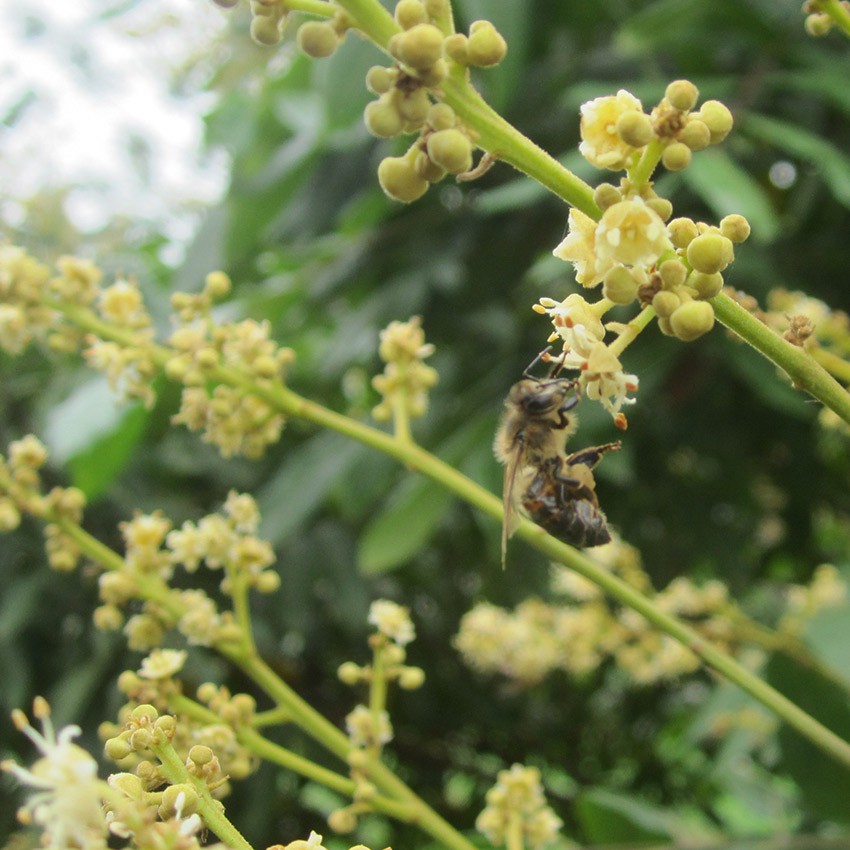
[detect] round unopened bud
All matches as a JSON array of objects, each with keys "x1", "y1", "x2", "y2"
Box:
[
  {"x1": 426, "y1": 128, "x2": 473, "y2": 174},
  {"x1": 467, "y1": 20, "x2": 507, "y2": 67},
  {"x1": 338, "y1": 661, "x2": 363, "y2": 685},
  {"x1": 652, "y1": 290, "x2": 681, "y2": 318},
  {"x1": 250, "y1": 14, "x2": 282, "y2": 45},
  {"x1": 104, "y1": 735, "x2": 132, "y2": 761},
  {"x1": 687, "y1": 232, "x2": 734, "y2": 274},
  {"x1": 667, "y1": 216, "x2": 699, "y2": 249},
  {"x1": 645, "y1": 196, "x2": 673, "y2": 221},
  {"x1": 297, "y1": 21, "x2": 339, "y2": 57},
  {"x1": 94, "y1": 604, "x2": 124, "y2": 631},
  {"x1": 594, "y1": 183, "x2": 622, "y2": 210},
  {"x1": 197, "y1": 682, "x2": 218, "y2": 703},
  {"x1": 616, "y1": 110, "x2": 653, "y2": 147},
  {"x1": 255, "y1": 570, "x2": 281, "y2": 593},
  {"x1": 603, "y1": 266, "x2": 639, "y2": 305},
  {"x1": 130, "y1": 728, "x2": 152, "y2": 751},
  {"x1": 719, "y1": 213, "x2": 751, "y2": 243},
  {"x1": 697, "y1": 100, "x2": 733, "y2": 143},
  {"x1": 662, "y1": 141, "x2": 692, "y2": 171},
  {"x1": 427, "y1": 102, "x2": 455, "y2": 131},
  {"x1": 424, "y1": 0, "x2": 448, "y2": 17},
  {"x1": 395, "y1": 0, "x2": 426, "y2": 29},
  {"x1": 204, "y1": 271, "x2": 232, "y2": 299},
  {"x1": 414, "y1": 150, "x2": 446, "y2": 183},
  {"x1": 365, "y1": 66, "x2": 395, "y2": 94},
  {"x1": 378, "y1": 155, "x2": 429, "y2": 202},
  {"x1": 805, "y1": 13, "x2": 833, "y2": 36},
  {"x1": 397, "y1": 87, "x2": 431, "y2": 123},
  {"x1": 398, "y1": 666, "x2": 426, "y2": 689},
  {"x1": 189, "y1": 745, "x2": 214, "y2": 766},
  {"x1": 670, "y1": 300, "x2": 715, "y2": 341},
  {"x1": 688, "y1": 270, "x2": 724, "y2": 299},
  {"x1": 364, "y1": 99, "x2": 403, "y2": 138},
  {"x1": 657, "y1": 316, "x2": 674, "y2": 337},
  {"x1": 665, "y1": 79, "x2": 699, "y2": 112},
  {"x1": 659, "y1": 258, "x2": 687, "y2": 289},
  {"x1": 679, "y1": 118, "x2": 711, "y2": 151},
  {"x1": 131, "y1": 704, "x2": 159, "y2": 723},
  {"x1": 160, "y1": 784, "x2": 200, "y2": 818},
  {"x1": 392, "y1": 23, "x2": 444, "y2": 70},
  {"x1": 328, "y1": 807, "x2": 358, "y2": 833},
  {"x1": 416, "y1": 58, "x2": 448, "y2": 87},
  {"x1": 154, "y1": 715, "x2": 176, "y2": 738},
  {"x1": 443, "y1": 32, "x2": 468, "y2": 62}
]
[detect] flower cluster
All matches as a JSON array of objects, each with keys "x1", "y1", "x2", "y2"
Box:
[
  {"x1": 475, "y1": 764, "x2": 563, "y2": 850},
  {"x1": 456, "y1": 538, "x2": 734, "y2": 686},
  {"x1": 779, "y1": 563, "x2": 848, "y2": 634},
  {"x1": 802, "y1": 0, "x2": 850, "y2": 36},
  {"x1": 371, "y1": 316, "x2": 439, "y2": 425}
]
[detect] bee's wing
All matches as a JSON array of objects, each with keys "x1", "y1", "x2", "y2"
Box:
[{"x1": 501, "y1": 450, "x2": 524, "y2": 567}]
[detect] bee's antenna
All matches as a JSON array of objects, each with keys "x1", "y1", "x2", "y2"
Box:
[{"x1": 522, "y1": 347, "x2": 553, "y2": 379}]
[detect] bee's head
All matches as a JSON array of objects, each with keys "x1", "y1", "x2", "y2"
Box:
[{"x1": 511, "y1": 377, "x2": 579, "y2": 419}]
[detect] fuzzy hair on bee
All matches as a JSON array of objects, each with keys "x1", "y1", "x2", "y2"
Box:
[{"x1": 494, "y1": 355, "x2": 620, "y2": 565}]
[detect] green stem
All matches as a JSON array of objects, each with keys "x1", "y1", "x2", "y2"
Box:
[
  {"x1": 153, "y1": 738, "x2": 254, "y2": 850},
  {"x1": 286, "y1": 0, "x2": 337, "y2": 16},
  {"x1": 712, "y1": 292, "x2": 850, "y2": 426},
  {"x1": 369, "y1": 641, "x2": 389, "y2": 757},
  {"x1": 810, "y1": 345, "x2": 850, "y2": 385},
  {"x1": 818, "y1": 0, "x2": 850, "y2": 38},
  {"x1": 628, "y1": 138, "x2": 664, "y2": 188},
  {"x1": 607, "y1": 304, "x2": 656, "y2": 358}
]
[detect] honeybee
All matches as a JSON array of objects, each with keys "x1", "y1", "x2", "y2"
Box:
[{"x1": 494, "y1": 357, "x2": 621, "y2": 564}]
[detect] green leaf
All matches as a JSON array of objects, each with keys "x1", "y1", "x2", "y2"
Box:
[
  {"x1": 682, "y1": 149, "x2": 780, "y2": 242},
  {"x1": 357, "y1": 475, "x2": 452, "y2": 575},
  {"x1": 574, "y1": 788, "x2": 690, "y2": 844},
  {"x1": 42, "y1": 376, "x2": 149, "y2": 499},
  {"x1": 741, "y1": 112, "x2": 850, "y2": 210}
]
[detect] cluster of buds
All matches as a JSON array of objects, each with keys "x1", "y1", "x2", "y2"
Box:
[
  {"x1": 0, "y1": 435, "x2": 86, "y2": 571},
  {"x1": 802, "y1": 0, "x2": 850, "y2": 36},
  {"x1": 277, "y1": 830, "x2": 387, "y2": 850},
  {"x1": 371, "y1": 316, "x2": 438, "y2": 425},
  {"x1": 475, "y1": 764, "x2": 563, "y2": 850}
]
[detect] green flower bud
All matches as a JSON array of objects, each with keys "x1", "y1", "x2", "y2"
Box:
[
  {"x1": 338, "y1": 661, "x2": 363, "y2": 685},
  {"x1": 686, "y1": 231, "x2": 734, "y2": 274},
  {"x1": 697, "y1": 100, "x2": 733, "y2": 143},
  {"x1": 378, "y1": 155, "x2": 429, "y2": 202},
  {"x1": 593, "y1": 182, "x2": 622, "y2": 210},
  {"x1": 188, "y1": 744, "x2": 214, "y2": 765},
  {"x1": 328, "y1": 807, "x2": 358, "y2": 833},
  {"x1": 93, "y1": 604, "x2": 124, "y2": 631},
  {"x1": 395, "y1": 0, "x2": 427, "y2": 29},
  {"x1": 616, "y1": 110, "x2": 653, "y2": 148},
  {"x1": 297, "y1": 21, "x2": 339, "y2": 58},
  {"x1": 602, "y1": 266, "x2": 639, "y2": 305},
  {"x1": 662, "y1": 141, "x2": 692, "y2": 171},
  {"x1": 414, "y1": 150, "x2": 446, "y2": 182},
  {"x1": 250, "y1": 14, "x2": 282, "y2": 45},
  {"x1": 398, "y1": 666, "x2": 426, "y2": 689},
  {"x1": 679, "y1": 118, "x2": 711, "y2": 151},
  {"x1": 104, "y1": 735, "x2": 133, "y2": 761},
  {"x1": 424, "y1": 0, "x2": 449, "y2": 17},
  {"x1": 426, "y1": 128, "x2": 473, "y2": 174},
  {"x1": 160, "y1": 784, "x2": 200, "y2": 819},
  {"x1": 665, "y1": 79, "x2": 699, "y2": 112},
  {"x1": 443, "y1": 33, "x2": 468, "y2": 62},
  {"x1": 131, "y1": 704, "x2": 159, "y2": 722},
  {"x1": 645, "y1": 196, "x2": 673, "y2": 221},
  {"x1": 670, "y1": 300, "x2": 715, "y2": 341},
  {"x1": 467, "y1": 20, "x2": 507, "y2": 67},
  {"x1": 392, "y1": 23, "x2": 444, "y2": 71},
  {"x1": 397, "y1": 87, "x2": 431, "y2": 123},
  {"x1": 659, "y1": 258, "x2": 687, "y2": 289},
  {"x1": 688, "y1": 270, "x2": 724, "y2": 299},
  {"x1": 719, "y1": 213, "x2": 751, "y2": 243},
  {"x1": 427, "y1": 102, "x2": 455, "y2": 130},
  {"x1": 365, "y1": 65, "x2": 395, "y2": 94},
  {"x1": 652, "y1": 290, "x2": 681, "y2": 318},
  {"x1": 667, "y1": 216, "x2": 699, "y2": 249},
  {"x1": 657, "y1": 316, "x2": 675, "y2": 336},
  {"x1": 416, "y1": 57, "x2": 448, "y2": 86},
  {"x1": 805, "y1": 13, "x2": 833, "y2": 36}
]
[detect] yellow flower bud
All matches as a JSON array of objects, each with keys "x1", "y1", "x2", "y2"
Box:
[
  {"x1": 397, "y1": 87, "x2": 431, "y2": 123},
  {"x1": 426, "y1": 128, "x2": 473, "y2": 174},
  {"x1": 365, "y1": 65, "x2": 395, "y2": 94},
  {"x1": 391, "y1": 23, "x2": 444, "y2": 71},
  {"x1": 679, "y1": 118, "x2": 711, "y2": 151},
  {"x1": 805, "y1": 13, "x2": 833, "y2": 36},
  {"x1": 616, "y1": 110, "x2": 654, "y2": 148},
  {"x1": 467, "y1": 20, "x2": 507, "y2": 67},
  {"x1": 645, "y1": 196, "x2": 673, "y2": 221},
  {"x1": 427, "y1": 102, "x2": 455, "y2": 131},
  {"x1": 378, "y1": 155, "x2": 429, "y2": 202},
  {"x1": 652, "y1": 290, "x2": 681, "y2": 318},
  {"x1": 697, "y1": 100, "x2": 733, "y2": 143},
  {"x1": 667, "y1": 216, "x2": 699, "y2": 249},
  {"x1": 665, "y1": 79, "x2": 699, "y2": 112},
  {"x1": 250, "y1": 14, "x2": 282, "y2": 45},
  {"x1": 443, "y1": 33, "x2": 468, "y2": 62},
  {"x1": 593, "y1": 182, "x2": 622, "y2": 210},
  {"x1": 395, "y1": 0, "x2": 427, "y2": 29},
  {"x1": 104, "y1": 735, "x2": 133, "y2": 761},
  {"x1": 414, "y1": 150, "x2": 446, "y2": 183},
  {"x1": 398, "y1": 666, "x2": 426, "y2": 689},
  {"x1": 686, "y1": 231, "x2": 734, "y2": 274},
  {"x1": 424, "y1": 0, "x2": 449, "y2": 17},
  {"x1": 719, "y1": 213, "x2": 751, "y2": 243},
  {"x1": 364, "y1": 99, "x2": 402, "y2": 138},
  {"x1": 662, "y1": 141, "x2": 692, "y2": 171},
  {"x1": 670, "y1": 300, "x2": 715, "y2": 341},
  {"x1": 297, "y1": 21, "x2": 339, "y2": 58},
  {"x1": 659, "y1": 258, "x2": 687, "y2": 289},
  {"x1": 328, "y1": 807, "x2": 358, "y2": 833},
  {"x1": 688, "y1": 270, "x2": 724, "y2": 299},
  {"x1": 338, "y1": 661, "x2": 363, "y2": 685},
  {"x1": 602, "y1": 266, "x2": 639, "y2": 305}
]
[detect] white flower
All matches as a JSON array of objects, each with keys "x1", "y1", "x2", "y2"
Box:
[
  {"x1": 1, "y1": 699, "x2": 108, "y2": 850},
  {"x1": 368, "y1": 599, "x2": 415, "y2": 646},
  {"x1": 345, "y1": 704, "x2": 393, "y2": 748},
  {"x1": 552, "y1": 208, "x2": 613, "y2": 287},
  {"x1": 138, "y1": 648, "x2": 188, "y2": 679},
  {"x1": 595, "y1": 198, "x2": 672, "y2": 269},
  {"x1": 579, "y1": 89, "x2": 645, "y2": 170},
  {"x1": 579, "y1": 341, "x2": 639, "y2": 418}
]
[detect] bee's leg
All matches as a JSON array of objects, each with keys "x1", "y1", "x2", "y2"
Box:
[
  {"x1": 565, "y1": 440, "x2": 621, "y2": 470},
  {"x1": 553, "y1": 393, "x2": 580, "y2": 430}
]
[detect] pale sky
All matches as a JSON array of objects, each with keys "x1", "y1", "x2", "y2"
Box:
[{"x1": 0, "y1": 0, "x2": 231, "y2": 247}]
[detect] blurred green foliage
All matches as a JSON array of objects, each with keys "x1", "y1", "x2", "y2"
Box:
[{"x1": 3, "y1": 0, "x2": 850, "y2": 847}]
